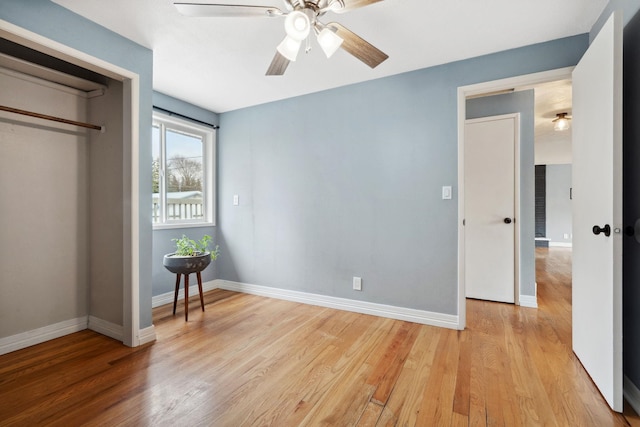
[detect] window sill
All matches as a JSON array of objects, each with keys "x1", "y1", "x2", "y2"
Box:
[{"x1": 153, "y1": 222, "x2": 215, "y2": 231}]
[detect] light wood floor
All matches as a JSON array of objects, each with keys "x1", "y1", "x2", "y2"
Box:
[{"x1": 1, "y1": 248, "x2": 638, "y2": 426}]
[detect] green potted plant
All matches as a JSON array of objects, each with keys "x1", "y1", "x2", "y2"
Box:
[{"x1": 163, "y1": 234, "x2": 220, "y2": 275}]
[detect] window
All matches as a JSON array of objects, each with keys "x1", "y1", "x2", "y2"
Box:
[{"x1": 152, "y1": 112, "x2": 215, "y2": 227}]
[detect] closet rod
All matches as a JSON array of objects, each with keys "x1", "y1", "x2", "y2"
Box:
[{"x1": 0, "y1": 105, "x2": 104, "y2": 132}]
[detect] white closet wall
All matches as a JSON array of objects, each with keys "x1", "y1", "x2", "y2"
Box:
[{"x1": 0, "y1": 67, "x2": 89, "y2": 337}]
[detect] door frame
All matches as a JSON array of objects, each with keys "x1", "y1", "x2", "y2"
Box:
[
  {"x1": 0, "y1": 19, "x2": 142, "y2": 347},
  {"x1": 464, "y1": 113, "x2": 520, "y2": 304},
  {"x1": 456, "y1": 67, "x2": 574, "y2": 330}
]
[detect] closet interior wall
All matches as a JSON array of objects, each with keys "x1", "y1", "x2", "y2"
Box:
[{"x1": 87, "y1": 80, "x2": 124, "y2": 327}]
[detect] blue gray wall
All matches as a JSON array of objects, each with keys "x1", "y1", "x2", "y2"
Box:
[
  {"x1": 151, "y1": 92, "x2": 221, "y2": 296},
  {"x1": 466, "y1": 90, "x2": 536, "y2": 297},
  {"x1": 621, "y1": 0, "x2": 640, "y2": 398},
  {"x1": 545, "y1": 164, "x2": 572, "y2": 245},
  {"x1": 0, "y1": 0, "x2": 154, "y2": 328},
  {"x1": 217, "y1": 35, "x2": 588, "y2": 315}
]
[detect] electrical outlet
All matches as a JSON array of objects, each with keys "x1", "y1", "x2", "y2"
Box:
[
  {"x1": 353, "y1": 277, "x2": 362, "y2": 291},
  {"x1": 564, "y1": 233, "x2": 569, "y2": 239}
]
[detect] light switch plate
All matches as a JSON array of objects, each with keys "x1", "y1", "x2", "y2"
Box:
[
  {"x1": 233, "y1": 194, "x2": 239, "y2": 206},
  {"x1": 442, "y1": 186, "x2": 452, "y2": 200}
]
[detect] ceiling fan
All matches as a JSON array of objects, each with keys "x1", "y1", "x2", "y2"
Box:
[{"x1": 173, "y1": 0, "x2": 389, "y2": 75}]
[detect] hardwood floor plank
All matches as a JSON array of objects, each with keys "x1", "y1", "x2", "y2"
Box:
[
  {"x1": 414, "y1": 329, "x2": 459, "y2": 426},
  {"x1": 367, "y1": 321, "x2": 421, "y2": 406},
  {"x1": 356, "y1": 402, "x2": 384, "y2": 426},
  {"x1": 452, "y1": 329, "x2": 471, "y2": 417},
  {"x1": 379, "y1": 326, "x2": 442, "y2": 425},
  {"x1": 467, "y1": 336, "x2": 487, "y2": 427}
]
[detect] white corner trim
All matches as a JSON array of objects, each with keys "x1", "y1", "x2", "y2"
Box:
[
  {"x1": 138, "y1": 325, "x2": 157, "y2": 345},
  {"x1": 625, "y1": 375, "x2": 640, "y2": 416},
  {"x1": 152, "y1": 280, "x2": 218, "y2": 308},
  {"x1": 0, "y1": 316, "x2": 88, "y2": 356},
  {"x1": 88, "y1": 316, "x2": 124, "y2": 342},
  {"x1": 519, "y1": 294, "x2": 538, "y2": 308},
  {"x1": 214, "y1": 279, "x2": 459, "y2": 330}
]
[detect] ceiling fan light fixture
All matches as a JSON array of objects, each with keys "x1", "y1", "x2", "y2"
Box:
[
  {"x1": 277, "y1": 36, "x2": 302, "y2": 61},
  {"x1": 326, "y1": 0, "x2": 345, "y2": 12},
  {"x1": 284, "y1": 11, "x2": 311, "y2": 41},
  {"x1": 317, "y1": 27, "x2": 343, "y2": 58},
  {"x1": 553, "y1": 112, "x2": 571, "y2": 131}
]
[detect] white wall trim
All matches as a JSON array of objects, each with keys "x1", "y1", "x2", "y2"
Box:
[
  {"x1": 215, "y1": 279, "x2": 459, "y2": 329},
  {"x1": 624, "y1": 375, "x2": 640, "y2": 416},
  {"x1": 0, "y1": 317, "x2": 88, "y2": 356},
  {"x1": 549, "y1": 242, "x2": 573, "y2": 248},
  {"x1": 0, "y1": 19, "x2": 142, "y2": 348},
  {"x1": 457, "y1": 67, "x2": 574, "y2": 330},
  {"x1": 125, "y1": 76, "x2": 141, "y2": 348},
  {"x1": 88, "y1": 316, "x2": 124, "y2": 342},
  {"x1": 0, "y1": 20, "x2": 138, "y2": 81},
  {"x1": 138, "y1": 325, "x2": 156, "y2": 345},
  {"x1": 152, "y1": 280, "x2": 218, "y2": 308},
  {"x1": 519, "y1": 295, "x2": 538, "y2": 308}
]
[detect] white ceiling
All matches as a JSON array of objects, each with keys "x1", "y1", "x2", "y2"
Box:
[{"x1": 52, "y1": 0, "x2": 607, "y2": 113}]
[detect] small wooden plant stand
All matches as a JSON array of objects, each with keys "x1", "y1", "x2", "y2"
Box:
[{"x1": 173, "y1": 271, "x2": 205, "y2": 321}]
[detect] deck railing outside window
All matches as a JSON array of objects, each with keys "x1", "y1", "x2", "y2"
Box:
[{"x1": 152, "y1": 194, "x2": 203, "y2": 223}]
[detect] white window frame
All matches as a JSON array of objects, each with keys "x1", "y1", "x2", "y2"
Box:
[{"x1": 152, "y1": 112, "x2": 216, "y2": 229}]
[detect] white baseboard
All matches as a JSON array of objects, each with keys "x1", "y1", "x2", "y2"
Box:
[
  {"x1": 0, "y1": 315, "x2": 157, "y2": 355},
  {"x1": 214, "y1": 279, "x2": 460, "y2": 330},
  {"x1": 549, "y1": 242, "x2": 573, "y2": 248},
  {"x1": 519, "y1": 294, "x2": 538, "y2": 308},
  {"x1": 88, "y1": 316, "x2": 124, "y2": 342},
  {"x1": 0, "y1": 316, "x2": 88, "y2": 356},
  {"x1": 625, "y1": 375, "x2": 640, "y2": 416},
  {"x1": 138, "y1": 325, "x2": 156, "y2": 345},
  {"x1": 152, "y1": 280, "x2": 218, "y2": 308}
]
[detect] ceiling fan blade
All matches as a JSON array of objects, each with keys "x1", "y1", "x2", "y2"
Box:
[
  {"x1": 328, "y1": 0, "x2": 383, "y2": 14},
  {"x1": 327, "y1": 22, "x2": 388, "y2": 68},
  {"x1": 174, "y1": 3, "x2": 284, "y2": 17},
  {"x1": 266, "y1": 51, "x2": 290, "y2": 76}
]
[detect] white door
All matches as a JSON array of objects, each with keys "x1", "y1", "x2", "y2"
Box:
[
  {"x1": 465, "y1": 114, "x2": 517, "y2": 303},
  {"x1": 572, "y1": 10, "x2": 623, "y2": 412}
]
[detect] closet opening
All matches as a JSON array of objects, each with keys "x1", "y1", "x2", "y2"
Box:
[{"x1": 0, "y1": 28, "x2": 141, "y2": 353}]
